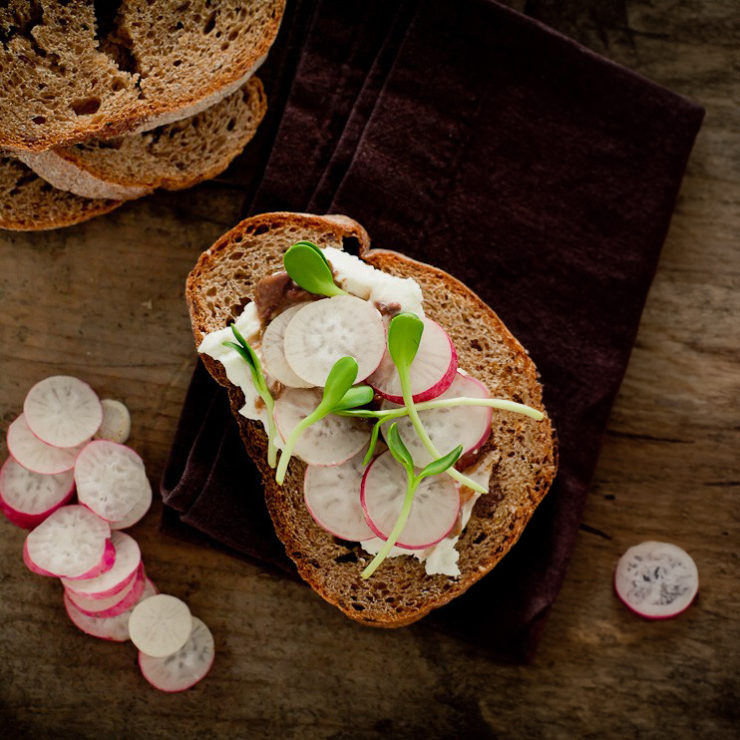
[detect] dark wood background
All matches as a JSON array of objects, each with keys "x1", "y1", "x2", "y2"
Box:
[{"x1": 1, "y1": 1, "x2": 738, "y2": 737}]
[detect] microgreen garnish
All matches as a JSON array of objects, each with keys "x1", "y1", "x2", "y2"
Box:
[
  {"x1": 283, "y1": 241, "x2": 346, "y2": 298},
  {"x1": 223, "y1": 325, "x2": 278, "y2": 468},
  {"x1": 362, "y1": 424, "x2": 462, "y2": 579}
]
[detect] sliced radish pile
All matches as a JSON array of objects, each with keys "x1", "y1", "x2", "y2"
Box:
[
  {"x1": 275, "y1": 388, "x2": 369, "y2": 466},
  {"x1": 0, "y1": 458, "x2": 74, "y2": 529},
  {"x1": 361, "y1": 450, "x2": 460, "y2": 549},
  {"x1": 614, "y1": 541, "x2": 699, "y2": 619},
  {"x1": 283, "y1": 295, "x2": 386, "y2": 386},
  {"x1": 261, "y1": 303, "x2": 315, "y2": 388},
  {"x1": 64, "y1": 578, "x2": 158, "y2": 642},
  {"x1": 382, "y1": 371, "x2": 492, "y2": 467},
  {"x1": 62, "y1": 531, "x2": 141, "y2": 600},
  {"x1": 304, "y1": 449, "x2": 375, "y2": 541},
  {"x1": 128, "y1": 594, "x2": 193, "y2": 658},
  {"x1": 108, "y1": 482, "x2": 152, "y2": 530},
  {"x1": 68, "y1": 566, "x2": 148, "y2": 618},
  {"x1": 6, "y1": 414, "x2": 83, "y2": 475},
  {"x1": 95, "y1": 399, "x2": 131, "y2": 444},
  {"x1": 75, "y1": 440, "x2": 151, "y2": 522},
  {"x1": 23, "y1": 375, "x2": 102, "y2": 448},
  {"x1": 138, "y1": 617, "x2": 214, "y2": 693},
  {"x1": 23, "y1": 505, "x2": 113, "y2": 579},
  {"x1": 368, "y1": 317, "x2": 457, "y2": 403}
]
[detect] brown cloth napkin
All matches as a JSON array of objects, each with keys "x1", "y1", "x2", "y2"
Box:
[{"x1": 161, "y1": 0, "x2": 704, "y2": 661}]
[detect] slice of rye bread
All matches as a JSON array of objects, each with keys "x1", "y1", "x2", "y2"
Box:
[
  {"x1": 186, "y1": 212, "x2": 558, "y2": 627},
  {"x1": 0, "y1": 156, "x2": 120, "y2": 231},
  {"x1": 0, "y1": 0, "x2": 284, "y2": 152},
  {"x1": 16, "y1": 78, "x2": 267, "y2": 201}
]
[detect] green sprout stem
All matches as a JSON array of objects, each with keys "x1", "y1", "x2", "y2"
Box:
[
  {"x1": 340, "y1": 397, "x2": 544, "y2": 421},
  {"x1": 275, "y1": 413, "x2": 317, "y2": 484}
]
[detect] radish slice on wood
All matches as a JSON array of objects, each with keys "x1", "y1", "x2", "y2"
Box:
[
  {"x1": 304, "y1": 449, "x2": 375, "y2": 541},
  {"x1": 61, "y1": 531, "x2": 141, "y2": 600},
  {"x1": 275, "y1": 388, "x2": 369, "y2": 466},
  {"x1": 108, "y1": 483, "x2": 152, "y2": 530},
  {"x1": 68, "y1": 565, "x2": 147, "y2": 618},
  {"x1": 381, "y1": 371, "x2": 492, "y2": 467},
  {"x1": 361, "y1": 451, "x2": 460, "y2": 549},
  {"x1": 614, "y1": 541, "x2": 699, "y2": 619},
  {"x1": 261, "y1": 303, "x2": 315, "y2": 388},
  {"x1": 23, "y1": 376, "x2": 102, "y2": 448},
  {"x1": 23, "y1": 505, "x2": 113, "y2": 579},
  {"x1": 6, "y1": 414, "x2": 84, "y2": 475},
  {"x1": 0, "y1": 458, "x2": 74, "y2": 529},
  {"x1": 138, "y1": 617, "x2": 214, "y2": 693},
  {"x1": 75, "y1": 441, "x2": 151, "y2": 522},
  {"x1": 95, "y1": 399, "x2": 131, "y2": 444},
  {"x1": 368, "y1": 317, "x2": 457, "y2": 403},
  {"x1": 283, "y1": 296, "x2": 386, "y2": 386},
  {"x1": 128, "y1": 594, "x2": 193, "y2": 658}
]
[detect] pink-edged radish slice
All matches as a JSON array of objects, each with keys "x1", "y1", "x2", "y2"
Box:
[
  {"x1": 128, "y1": 594, "x2": 193, "y2": 658},
  {"x1": 23, "y1": 375, "x2": 102, "y2": 448},
  {"x1": 614, "y1": 541, "x2": 699, "y2": 620},
  {"x1": 138, "y1": 617, "x2": 214, "y2": 693},
  {"x1": 108, "y1": 482, "x2": 152, "y2": 530},
  {"x1": 23, "y1": 504, "x2": 114, "y2": 579},
  {"x1": 0, "y1": 458, "x2": 74, "y2": 529},
  {"x1": 64, "y1": 577, "x2": 158, "y2": 642},
  {"x1": 61, "y1": 531, "x2": 141, "y2": 600},
  {"x1": 304, "y1": 449, "x2": 375, "y2": 541},
  {"x1": 6, "y1": 414, "x2": 84, "y2": 475},
  {"x1": 261, "y1": 303, "x2": 315, "y2": 388},
  {"x1": 283, "y1": 295, "x2": 386, "y2": 386},
  {"x1": 75, "y1": 440, "x2": 151, "y2": 522},
  {"x1": 67, "y1": 565, "x2": 147, "y2": 618},
  {"x1": 94, "y1": 399, "x2": 131, "y2": 444},
  {"x1": 368, "y1": 317, "x2": 457, "y2": 403},
  {"x1": 381, "y1": 370, "x2": 492, "y2": 467},
  {"x1": 361, "y1": 450, "x2": 460, "y2": 550},
  {"x1": 275, "y1": 388, "x2": 369, "y2": 466}
]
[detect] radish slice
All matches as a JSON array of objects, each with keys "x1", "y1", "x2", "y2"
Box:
[
  {"x1": 0, "y1": 458, "x2": 74, "y2": 529},
  {"x1": 68, "y1": 565, "x2": 147, "y2": 618},
  {"x1": 368, "y1": 317, "x2": 457, "y2": 403},
  {"x1": 304, "y1": 449, "x2": 375, "y2": 541},
  {"x1": 614, "y1": 541, "x2": 699, "y2": 619},
  {"x1": 381, "y1": 371, "x2": 492, "y2": 467},
  {"x1": 128, "y1": 594, "x2": 193, "y2": 658},
  {"x1": 75, "y1": 441, "x2": 151, "y2": 522},
  {"x1": 6, "y1": 414, "x2": 84, "y2": 475},
  {"x1": 23, "y1": 376, "x2": 102, "y2": 448},
  {"x1": 61, "y1": 531, "x2": 141, "y2": 600},
  {"x1": 274, "y1": 388, "x2": 369, "y2": 466},
  {"x1": 138, "y1": 617, "x2": 214, "y2": 693},
  {"x1": 108, "y1": 483, "x2": 152, "y2": 530},
  {"x1": 361, "y1": 451, "x2": 460, "y2": 549},
  {"x1": 261, "y1": 303, "x2": 315, "y2": 388},
  {"x1": 283, "y1": 296, "x2": 386, "y2": 386},
  {"x1": 95, "y1": 399, "x2": 131, "y2": 444},
  {"x1": 23, "y1": 505, "x2": 113, "y2": 579},
  {"x1": 64, "y1": 578, "x2": 158, "y2": 642}
]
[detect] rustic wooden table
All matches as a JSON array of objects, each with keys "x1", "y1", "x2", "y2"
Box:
[{"x1": 1, "y1": 2, "x2": 737, "y2": 738}]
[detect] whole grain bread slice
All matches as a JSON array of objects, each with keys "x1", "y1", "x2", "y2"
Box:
[
  {"x1": 0, "y1": 0, "x2": 284, "y2": 152},
  {"x1": 17, "y1": 78, "x2": 267, "y2": 201},
  {"x1": 186, "y1": 212, "x2": 557, "y2": 627}
]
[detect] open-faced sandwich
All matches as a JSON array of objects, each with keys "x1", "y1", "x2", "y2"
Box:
[{"x1": 186, "y1": 212, "x2": 557, "y2": 627}]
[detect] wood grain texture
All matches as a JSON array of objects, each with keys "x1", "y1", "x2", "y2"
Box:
[{"x1": 0, "y1": 1, "x2": 738, "y2": 738}]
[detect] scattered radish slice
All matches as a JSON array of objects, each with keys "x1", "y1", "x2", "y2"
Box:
[
  {"x1": 68, "y1": 565, "x2": 147, "y2": 618},
  {"x1": 283, "y1": 296, "x2": 386, "y2": 386},
  {"x1": 6, "y1": 414, "x2": 84, "y2": 475},
  {"x1": 23, "y1": 505, "x2": 113, "y2": 579},
  {"x1": 381, "y1": 371, "x2": 492, "y2": 467},
  {"x1": 304, "y1": 449, "x2": 375, "y2": 541},
  {"x1": 95, "y1": 399, "x2": 131, "y2": 444},
  {"x1": 614, "y1": 541, "x2": 699, "y2": 619},
  {"x1": 75, "y1": 440, "x2": 151, "y2": 522},
  {"x1": 128, "y1": 594, "x2": 193, "y2": 658},
  {"x1": 261, "y1": 303, "x2": 315, "y2": 388},
  {"x1": 361, "y1": 450, "x2": 460, "y2": 549},
  {"x1": 23, "y1": 376, "x2": 102, "y2": 448},
  {"x1": 275, "y1": 388, "x2": 369, "y2": 466},
  {"x1": 0, "y1": 458, "x2": 74, "y2": 529},
  {"x1": 368, "y1": 316, "x2": 457, "y2": 403},
  {"x1": 138, "y1": 617, "x2": 214, "y2": 693},
  {"x1": 108, "y1": 483, "x2": 152, "y2": 530},
  {"x1": 61, "y1": 531, "x2": 141, "y2": 600}
]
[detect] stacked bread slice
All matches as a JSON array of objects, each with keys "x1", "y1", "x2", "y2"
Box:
[{"x1": 0, "y1": 0, "x2": 284, "y2": 230}]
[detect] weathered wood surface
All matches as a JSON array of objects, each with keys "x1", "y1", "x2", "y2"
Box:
[{"x1": 1, "y1": 2, "x2": 738, "y2": 738}]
